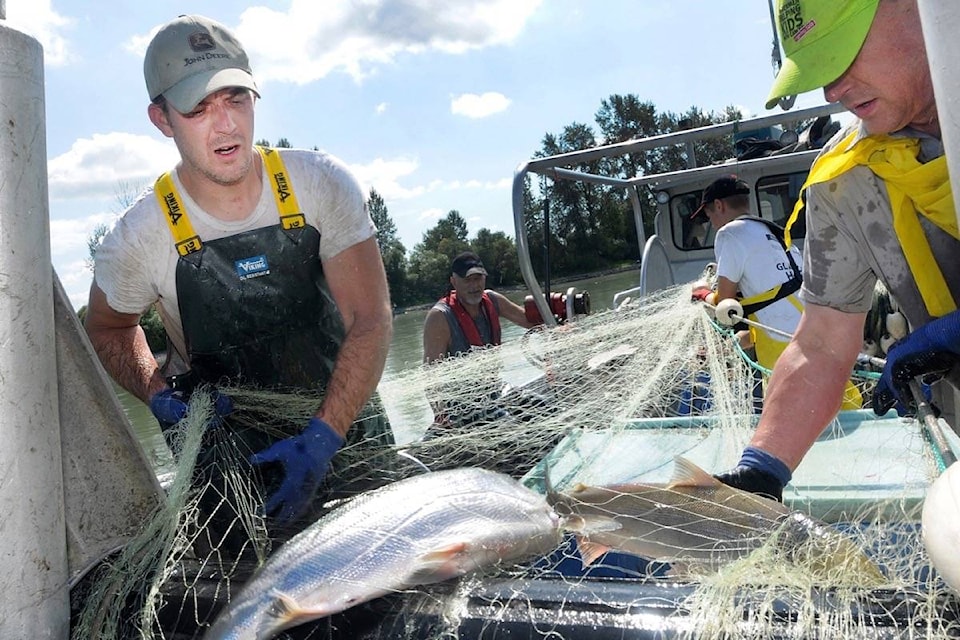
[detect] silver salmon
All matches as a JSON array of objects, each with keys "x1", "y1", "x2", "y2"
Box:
[
  {"x1": 205, "y1": 468, "x2": 562, "y2": 640},
  {"x1": 550, "y1": 457, "x2": 885, "y2": 582}
]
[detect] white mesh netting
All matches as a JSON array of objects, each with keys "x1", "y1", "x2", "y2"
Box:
[{"x1": 70, "y1": 284, "x2": 959, "y2": 640}]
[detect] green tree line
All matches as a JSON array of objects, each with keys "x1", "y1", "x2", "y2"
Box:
[
  {"x1": 372, "y1": 94, "x2": 742, "y2": 308},
  {"x1": 81, "y1": 93, "x2": 744, "y2": 347}
]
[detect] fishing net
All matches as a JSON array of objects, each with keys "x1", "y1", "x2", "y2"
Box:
[{"x1": 70, "y1": 282, "x2": 960, "y2": 639}]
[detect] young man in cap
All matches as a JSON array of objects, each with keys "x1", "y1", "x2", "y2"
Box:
[
  {"x1": 691, "y1": 176, "x2": 862, "y2": 409},
  {"x1": 715, "y1": 0, "x2": 960, "y2": 501},
  {"x1": 422, "y1": 251, "x2": 539, "y2": 364},
  {"x1": 690, "y1": 176, "x2": 805, "y2": 373},
  {"x1": 84, "y1": 15, "x2": 394, "y2": 535}
]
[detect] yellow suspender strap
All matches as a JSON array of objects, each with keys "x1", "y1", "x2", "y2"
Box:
[
  {"x1": 154, "y1": 173, "x2": 203, "y2": 256},
  {"x1": 257, "y1": 146, "x2": 307, "y2": 230},
  {"x1": 153, "y1": 147, "x2": 307, "y2": 256},
  {"x1": 739, "y1": 285, "x2": 803, "y2": 318},
  {"x1": 785, "y1": 132, "x2": 957, "y2": 316}
]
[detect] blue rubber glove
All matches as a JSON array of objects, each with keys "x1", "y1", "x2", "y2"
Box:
[
  {"x1": 249, "y1": 417, "x2": 344, "y2": 522},
  {"x1": 872, "y1": 311, "x2": 960, "y2": 417},
  {"x1": 149, "y1": 387, "x2": 234, "y2": 430},
  {"x1": 713, "y1": 446, "x2": 791, "y2": 502}
]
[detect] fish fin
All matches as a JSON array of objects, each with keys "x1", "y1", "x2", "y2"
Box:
[
  {"x1": 419, "y1": 541, "x2": 468, "y2": 564},
  {"x1": 667, "y1": 456, "x2": 721, "y2": 489},
  {"x1": 562, "y1": 514, "x2": 622, "y2": 535},
  {"x1": 577, "y1": 538, "x2": 612, "y2": 566},
  {"x1": 266, "y1": 591, "x2": 333, "y2": 628},
  {"x1": 406, "y1": 541, "x2": 470, "y2": 583}
]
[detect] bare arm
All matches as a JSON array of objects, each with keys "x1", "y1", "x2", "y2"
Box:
[
  {"x1": 712, "y1": 276, "x2": 739, "y2": 303},
  {"x1": 422, "y1": 307, "x2": 452, "y2": 364},
  {"x1": 316, "y1": 237, "x2": 393, "y2": 438},
  {"x1": 711, "y1": 277, "x2": 753, "y2": 347},
  {"x1": 750, "y1": 302, "x2": 865, "y2": 470},
  {"x1": 84, "y1": 282, "x2": 168, "y2": 404},
  {"x1": 488, "y1": 290, "x2": 538, "y2": 329},
  {"x1": 698, "y1": 276, "x2": 738, "y2": 307}
]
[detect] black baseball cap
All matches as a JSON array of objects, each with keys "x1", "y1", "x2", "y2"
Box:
[
  {"x1": 451, "y1": 251, "x2": 487, "y2": 278},
  {"x1": 691, "y1": 176, "x2": 751, "y2": 220}
]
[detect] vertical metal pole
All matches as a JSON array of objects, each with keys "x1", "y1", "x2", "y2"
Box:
[
  {"x1": 918, "y1": 0, "x2": 960, "y2": 435},
  {"x1": 917, "y1": 0, "x2": 960, "y2": 232},
  {"x1": 542, "y1": 197, "x2": 551, "y2": 311},
  {"x1": 0, "y1": 20, "x2": 69, "y2": 639}
]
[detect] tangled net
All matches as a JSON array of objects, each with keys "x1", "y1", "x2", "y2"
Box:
[{"x1": 70, "y1": 284, "x2": 960, "y2": 639}]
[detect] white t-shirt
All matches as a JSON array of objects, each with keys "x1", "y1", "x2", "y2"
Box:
[
  {"x1": 714, "y1": 217, "x2": 803, "y2": 343},
  {"x1": 94, "y1": 148, "x2": 375, "y2": 375}
]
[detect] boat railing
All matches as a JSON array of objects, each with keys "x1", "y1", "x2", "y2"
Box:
[{"x1": 511, "y1": 102, "x2": 847, "y2": 324}]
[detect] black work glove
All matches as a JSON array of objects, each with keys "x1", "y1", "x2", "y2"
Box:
[
  {"x1": 714, "y1": 465, "x2": 783, "y2": 502},
  {"x1": 713, "y1": 446, "x2": 791, "y2": 502},
  {"x1": 871, "y1": 352, "x2": 951, "y2": 417}
]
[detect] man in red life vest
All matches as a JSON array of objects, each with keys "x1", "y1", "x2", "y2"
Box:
[
  {"x1": 420, "y1": 251, "x2": 548, "y2": 472},
  {"x1": 422, "y1": 251, "x2": 539, "y2": 363}
]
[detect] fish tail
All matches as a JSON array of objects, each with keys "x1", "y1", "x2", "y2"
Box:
[{"x1": 776, "y1": 513, "x2": 886, "y2": 586}]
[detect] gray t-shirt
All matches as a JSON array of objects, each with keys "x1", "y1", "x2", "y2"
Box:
[
  {"x1": 800, "y1": 123, "x2": 960, "y2": 330},
  {"x1": 94, "y1": 147, "x2": 375, "y2": 375}
]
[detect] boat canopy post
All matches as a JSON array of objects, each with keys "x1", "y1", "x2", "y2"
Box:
[
  {"x1": 0, "y1": 17, "x2": 70, "y2": 638},
  {"x1": 511, "y1": 162, "x2": 555, "y2": 326},
  {"x1": 918, "y1": 0, "x2": 960, "y2": 232}
]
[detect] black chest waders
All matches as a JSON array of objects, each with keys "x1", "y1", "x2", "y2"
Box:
[{"x1": 155, "y1": 148, "x2": 393, "y2": 559}]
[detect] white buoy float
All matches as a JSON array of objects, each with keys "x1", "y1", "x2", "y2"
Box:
[
  {"x1": 880, "y1": 334, "x2": 897, "y2": 355},
  {"x1": 886, "y1": 311, "x2": 908, "y2": 340},
  {"x1": 714, "y1": 298, "x2": 744, "y2": 327},
  {"x1": 922, "y1": 461, "x2": 960, "y2": 593}
]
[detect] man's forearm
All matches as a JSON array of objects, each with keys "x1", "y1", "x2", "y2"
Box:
[
  {"x1": 315, "y1": 319, "x2": 392, "y2": 438},
  {"x1": 87, "y1": 325, "x2": 167, "y2": 404},
  {"x1": 750, "y1": 338, "x2": 857, "y2": 470}
]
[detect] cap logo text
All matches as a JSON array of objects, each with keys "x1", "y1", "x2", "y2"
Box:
[
  {"x1": 778, "y1": 0, "x2": 806, "y2": 40},
  {"x1": 793, "y1": 19, "x2": 816, "y2": 42},
  {"x1": 183, "y1": 51, "x2": 231, "y2": 67}
]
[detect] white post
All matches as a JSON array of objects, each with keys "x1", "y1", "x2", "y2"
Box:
[
  {"x1": 0, "y1": 20, "x2": 69, "y2": 639},
  {"x1": 917, "y1": 0, "x2": 960, "y2": 231}
]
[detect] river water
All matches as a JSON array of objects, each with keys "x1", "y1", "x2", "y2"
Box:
[{"x1": 121, "y1": 269, "x2": 643, "y2": 467}]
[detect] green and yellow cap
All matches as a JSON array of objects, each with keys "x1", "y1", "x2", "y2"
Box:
[{"x1": 766, "y1": 0, "x2": 880, "y2": 110}]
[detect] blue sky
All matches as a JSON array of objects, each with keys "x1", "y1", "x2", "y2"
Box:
[{"x1": 5, "y1": 0, "x2": 830, "y2": 310}]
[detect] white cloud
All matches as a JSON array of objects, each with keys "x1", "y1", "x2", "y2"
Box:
[
  {"x1": 450, "y1": 92, "x2": 511, "y2": 118},
  {"x1": 348, "y1": 156, "x2": 425, "y2": 200},
  {"x1": 4, "y1": 0, "x2": 73, "y2": 65},
  {"x1": 349, "y1": 154, "x2": 511, "y2": 207},
  {"x1": 417, "y1": 207, "x2": 444, "y2": 221},
  {"x1": 49, "y1": 211, "x2": 120, "y2": 310},
  {"x1": 375, "y1": 102, "x2": 389, "y2": 114},
  {"x1": 437, "y1": 177, "x2": 510, "y2": 191},
  {"x1": 123, "y1": 28, "x2": 155, "y2": 57},
  {"x1": 49, "y1": 210, "x2": 117, "y2": 252},
  {"x1": 229, "y1": 0, "x2": 543, "y2": 83},
  {"x1": 47, "y1": 132, "x2": 179, "y2": 200}
]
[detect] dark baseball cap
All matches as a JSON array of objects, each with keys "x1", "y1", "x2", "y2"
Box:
[
  {"x1": 691, "y1": 176, "x2": 751, "y2": 220},
  {"x1": 451, "y1": 251, "x2": 487, "y2": 278}
]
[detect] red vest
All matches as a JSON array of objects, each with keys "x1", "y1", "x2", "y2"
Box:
[{"x1": 444, "y1": 290, "x2": 502, "y2": 347}]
